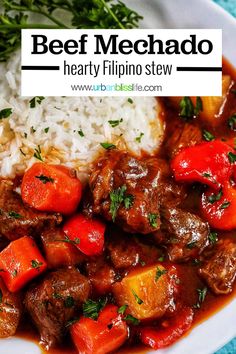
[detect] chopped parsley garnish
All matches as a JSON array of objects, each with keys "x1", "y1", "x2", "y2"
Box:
[
  {"x1": 158, "y1": 256, "x2": 165, "y2": 262},
  {"x1": 31, "y1": 126, "x2": 36, "y2": 134},
  {"x1": 34, "y1": 145, "x2": 43, "y2": 161},
  {"x1": 131, "y1": 289, "x2": 143, "y2": 305},
  {"x1": 194, "y1": 287, "x2": 208, "y2": 309},
  {"x1": 35, "y1": 174, "x2": 54, "y2": 184},
  {"x1": 0, "y1": 289, "x2": 2, "y2": 304},
  {"x1": 83, "y1": 298, "x2": 107, "y2": 320},
  {"x1": 202, "y1": 172, "x2": 212, "y2": 178},
  {"x1": 31, "y1": 260, "x2": 43, "y2": 270},
  {"x1": 52, "y1": 292, "x2": 62, "y2": 299},
  {"x1": 155, "y1": 267, "x2": 167, "y2": 282},
  {"x1": 24, "y1": 132, "x2": 27, "y2": 138},
  {"x1": 123, "y1": 314, "x2": 140, "y2": 325},
  {"x1": 220, "y1": 201, "x2": 230, "y2": 209},
  {"x1": 128, "y1": 98, "x2": 133, "y2": 104},
  {"x1": 148, "y1": 213, "x2": 158, "y2": 228},
  {"x1": 202, "y1": 130, "x2": 215, "y2": 142},
  {"x1": 56, "y1": 235, "x2": 80, "y2": 246},
  {"x1": 228, "y1": 114, "x2": 236, "y2": 131},
  {"x1": 78, "y1": 129, "x2": 84, "y2": 137},
  {"x1": 208, "y1": 232, "x2": 218, "y2": 245},
  {"x1": 139, "y1": 260, "x2": 146, "y2": 266},
  {"x1": 186, "y1": 241, "x2": 197, "y2": 249},
  {"x1": 0, "y1": 108, "x2": 12, "y2": 119},
  {"x1": 135, "y1": 132, "x2": 144, "y2": 143},
  {"x1": 109, "y1": 185, "x2": 134, "y2": 221},
  {"x1": 118, "y1": 304, "x2": 128, "y2": 315},
  {"x1": 179, "y1": 96, "x2": 203, "y2": 119},
  {"x1": 44, "y1": 127, "x2": 49, "y2": 133},
  {"x1": 208, "y1": 189, "x2": 223, "y2": 204},
  {"x1": 8, "y1": 211, "x2": 22, "y2": 219},
  {"x1": 228, "y1": 152, "x2": 236, "y2": 163},
  {"x1": 29, "y1": 96, "x2": 45, "y2": 108},
  {"x1": 12, "y1": 269, "x2": 18, "y2": 278},
  {"x1": 108, "y1": 118, "x2": 123, "y2": 128},
  {"x1": 100, "y1": 142, "x2": 116, "y2": 150},
  {"x1": 64, "y1": 296, "x2": 75, "y2": 308}
]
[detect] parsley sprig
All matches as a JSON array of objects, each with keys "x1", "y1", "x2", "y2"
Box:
[
  {"x1": 0, "y1": 0, "x2": 142, "y2": 62},
  {"x1": 109, "y1": 185, "x2": 134, "y2": 221}
]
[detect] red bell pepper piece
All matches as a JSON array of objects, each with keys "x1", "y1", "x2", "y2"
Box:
[
  {"x1": 70, "y1": 304, "x2": 128, "y2": 354},
  {"x1": 200, "y1": 182, "x2": 236, "y2": 230},
  {"x1": 0, "y1": 236, "x2": 47, "y2": 292},
  {"x1": 171, "y1": 140, "x2": 234, "y2": 189},
  {"x1": 140, "y1": 307, "x2": 194, "y2": 350},
  {"x1": 63, "y1": 214, "x2": 105, "y2": 256},
  {"x1": 21, "y1": 163, "x2": 82, "y2": 214}
]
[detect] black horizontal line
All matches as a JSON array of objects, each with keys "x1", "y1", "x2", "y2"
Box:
[
  {"x1": 177, "y1": 67, "x2": 222, "y2": 72},
  {"x1": 21, "y1": 66, "x2": 60, "y2": 70}
]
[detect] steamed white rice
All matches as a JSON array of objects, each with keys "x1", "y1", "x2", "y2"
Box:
[{"x1": 0, "y1": 51, "x2": 164, "y2": 180}]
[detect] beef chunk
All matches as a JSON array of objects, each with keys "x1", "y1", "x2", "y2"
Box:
[
  {"x1": 199, "y1": 239, "x2": 236, "y2": 294},
  {"x1": 155, "y1": 207, "x2": 209, "y2": 262},
  {"x1": 166, "y1": 122, "x2": 202, "y2": 158},
  {"x1": 25, "y1": 268, "x2": 90, "y2": 348},
  {"x1": 107, "y1": 232, "x2": 161, "y2": 269},
  {"x1": 85, "y1": 256, "x2": 116, "y2": 295},
  {"x1": 0, "y1": 279, "x2": 22, "y2": 338},
  {"x1": 88, "y1": 150, "x2": 185, "y2": 234},
  {"x1": 0, "y1": 180, "x2": 62, "y2": 240}
]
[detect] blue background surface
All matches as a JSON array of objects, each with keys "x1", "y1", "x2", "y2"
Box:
[{"x1": 212, "y1": 0, "x2": 236, "y2": 349}]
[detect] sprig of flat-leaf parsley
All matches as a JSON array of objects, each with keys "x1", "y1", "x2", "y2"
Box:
[{"x1": 0, "y1": 0, "x2": 143, "y2": 62}]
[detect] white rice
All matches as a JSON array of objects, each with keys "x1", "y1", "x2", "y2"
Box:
[{"x1": 0, "y1": 51, "x2": 164, "y2": 180}]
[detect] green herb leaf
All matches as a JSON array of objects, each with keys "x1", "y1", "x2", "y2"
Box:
[
  {"x1": 12, "y1": 269, "x2": 18, "y2": 278},
  {"x1": 78, "y1": 129, "x2": 84, "y2": 137},
  {"x1": 155, "y1": 267, "x2": 167, "y2": 282},
  {"x1": 29, "y1": 96, "x2": 45, "y2": 108},
  {"x1": 31, "y1": 260, "x2": 43, "y2": 270},
  {"x1": 118, "y1": 304, "x2": 128, "y2": 315},
  {"x1": 135, "y1": 132, "x2": 144, "y2": 143},
  {"x1": 208, "y1": 232, "x2": 218, "y2": 245},
  {"x1": 179, "y1": 97, "x2": 202, "y2": 119},
  {"x1": 52, "y1": 292, "x2": 62, "y2": 299},
  {"x1": 123, "y1": 314, "x2": 140, "y2": 325},
  {"x1": 64, "y1": 296, "x2": 75, "y2": 308},
  {"x1": 131, "y1": 289, "x2": 143, "y2": 305},
  {"x1": 194, "y1": 287, "x2": 208, "y2": 309},
  {"x1": 194, "y1": 97, "x2": 203, "y2": 116},
  {"x1": 44, "y1": 127, "x2": 49, "y2": 133},
  {"x1": 228, "y1": 114, "x2": 236, "y2": 131},
  {"x1": 202, "y1": 130, "x2": 215, "y2": 141},
  {"x1": 109, "y1": 185, "x2": 133, "y2": 221},
  {"x1": 220, "y1": 201, "x2": 230, "y2": 209},
  {"x1": 100, "y1": 142, "x2": 116, "y2": 150},
  {"x1": 33, "y1": 145, "x2": 43, "y2": 161},
  {"x1": 83, "y1": 298, "x2": 107, "y2": 320},
  {"x1": 208, "y1": 189, "x2": 223, "y2": 204},
  {"x1": 56, "y1": 235, "x2": 80, "y2": 246},
  {"x1": 128, "y1": 98, "x2": 133, "y2": 104},
  {"x1": 228, "y1": 152, "x2": 236, "y2": 164},
  {"x1": 148, "y1": 213, "x2": 158, "y2": 228},
  {"x1": 0, "y1": 108, "x2": 12, "y2": 119},
  {"x1": 186, "y1": 241, "x2": 197, "y2": 249},
  {"x1": 35, "y1": 174, "x2": 54, "y2": 184},
  {"x1": 8, "y1": 211, "x2": 22, "y2": 219},
  {"x1": 108, "y1": 118, "x2": 123, "y2": 128}
]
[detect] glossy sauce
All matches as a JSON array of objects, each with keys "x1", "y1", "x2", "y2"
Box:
[{"x1": 16, "y1": 58, "x2": 236, "y2": 354}]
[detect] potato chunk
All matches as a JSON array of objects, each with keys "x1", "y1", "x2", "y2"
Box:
[{"x1": 113, "y1": 264, "x2": 174, "y2": 320}]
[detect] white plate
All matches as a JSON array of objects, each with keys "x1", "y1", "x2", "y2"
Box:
[{"x1": 1, "y1": 1, "x2": 236, "y2": 353}]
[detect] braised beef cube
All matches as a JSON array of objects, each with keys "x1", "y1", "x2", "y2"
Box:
[
  {"x1": 88, "y1": 150, "x2": 184, "y2": 234},
  {"x1": 107, "y1": 233, "x2": 161, "y2": 269},
  {"x1": 0, "y1": 278, "x2": 22, "y2": 338},
  {"x1": 41, "y1": 228, "x2": 86, "y2": 269},
  {"x1": 166, "y1": 123, "x2": 202, "y2": 158},
  {"x1": 199, "y1": 239, "x2": 236, "y2": 295},
  {"x1": 85, "y1": 256, "x2": 116, "y2": 295},
  {"x1": 156, "y1": 207, "x2": 209, "y2": 262},
  {"x1": 25, "y1": 268, "x2": 90, "y2": 348},
  {"x1": 0, "y1": 180, "x2": 62, "y2": 241}
]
